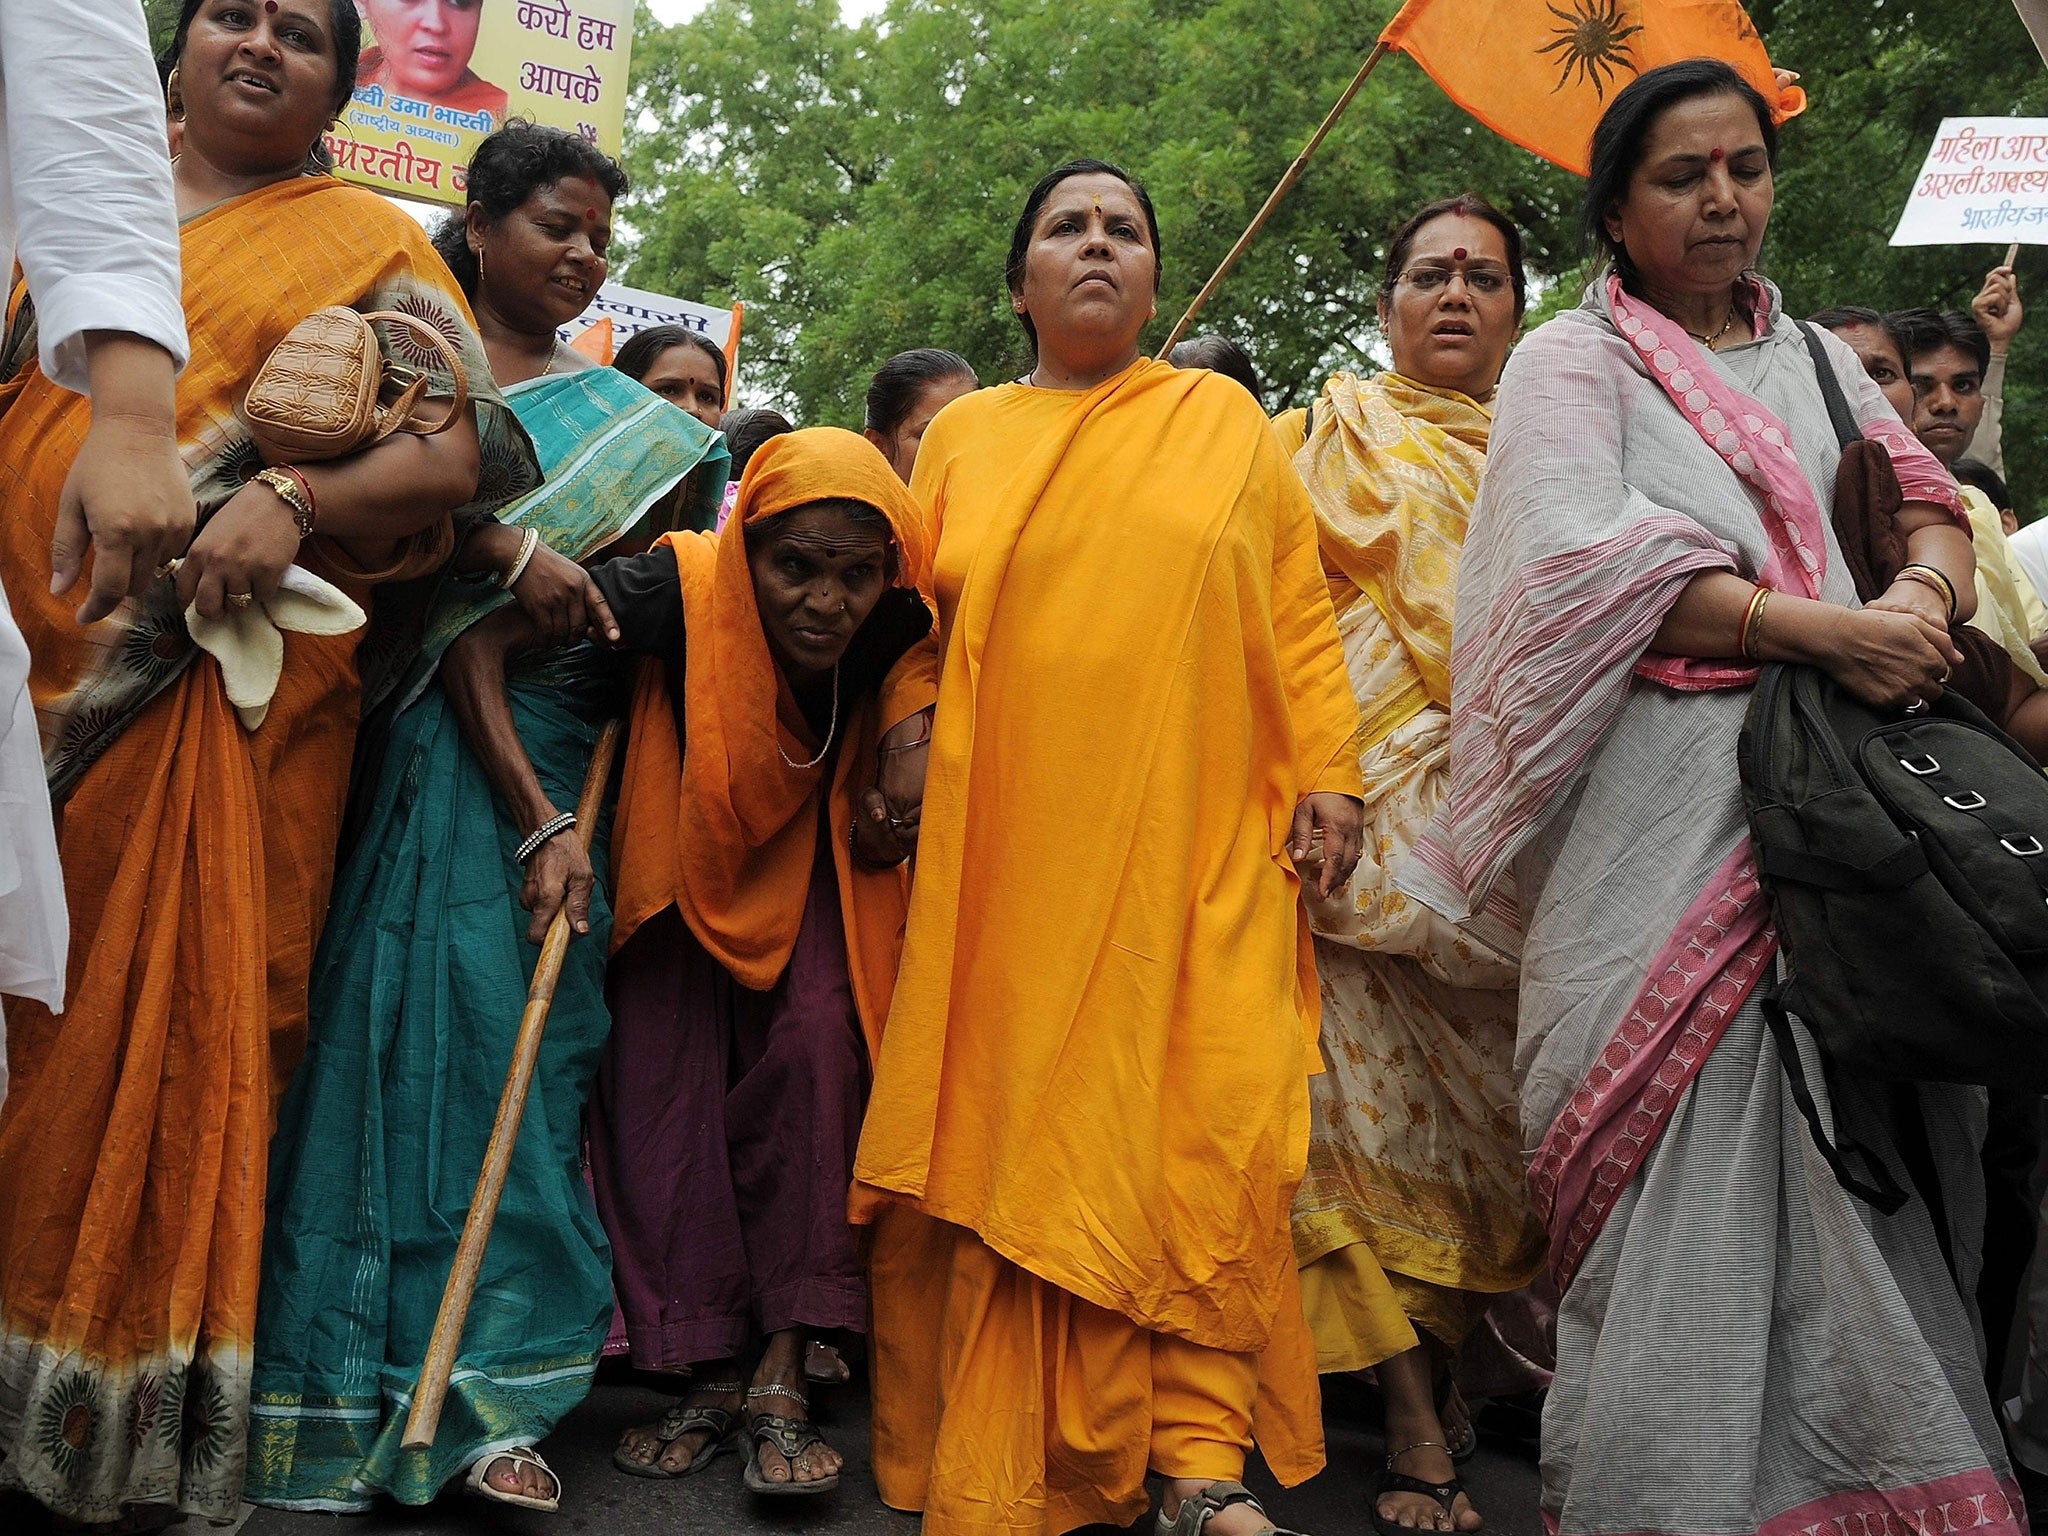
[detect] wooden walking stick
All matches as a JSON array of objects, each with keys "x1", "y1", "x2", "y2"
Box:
[
  {"x1": 1159, "y1": 41, "x2": 1392, "y2": 356},
  {"x1": 403, "y1": 718, "x2": 623, "y2": 1449}
]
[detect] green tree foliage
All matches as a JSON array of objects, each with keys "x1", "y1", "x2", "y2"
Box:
[
  {"x1": 1754, "y1": 1, "x2": 2048, "y2": 509},
  {"x1": 620, "y1": 0, "x2": 1579, "y2": 417},
  {"x1": 622, "y1": 0, "x2": 2048, "y2": 502},
  {"x1": 137, "y1": 2, "x2": 2048, "y2": 503},
  {"x1": 144, "y1": 0, "x2": 180, "y2": 56}
]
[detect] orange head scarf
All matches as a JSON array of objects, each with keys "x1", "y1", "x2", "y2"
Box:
[{"x1": 610, "y1": 427, "x2": 931, "y2": 1039}]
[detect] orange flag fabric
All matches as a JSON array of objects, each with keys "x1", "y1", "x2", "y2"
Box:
[
  {"x1": 1381, "y1": 0, "x2": 1806, "y2": 176},
  {"x1": 569, "y1": 315, "x2": 614, "y2": 364}
]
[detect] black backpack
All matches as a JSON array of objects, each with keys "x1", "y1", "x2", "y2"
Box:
[{"x1": 1737, "y1": 662, "x2": 2048, "y2": 1209}]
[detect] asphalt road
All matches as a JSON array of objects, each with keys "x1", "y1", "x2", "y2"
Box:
[{"x1": 211, "y1": 1372, "x2": 1545, "y2": 1536}]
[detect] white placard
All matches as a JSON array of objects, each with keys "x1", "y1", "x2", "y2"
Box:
[
  {"x1": 558, "y1": 281, "x2": 738, "y2": 349},
  {"x1": 1891, "y1": 117, "x2": 2048, "y2": 245}
]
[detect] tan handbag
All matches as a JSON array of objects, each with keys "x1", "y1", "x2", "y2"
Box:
[{"x1": 242, "y1": 306, "x2": 471, "y2": 464}]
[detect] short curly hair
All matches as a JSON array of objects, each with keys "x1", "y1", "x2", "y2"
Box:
[{"x1": 431, "y1": 121, "x2": 629, "y2": 296}]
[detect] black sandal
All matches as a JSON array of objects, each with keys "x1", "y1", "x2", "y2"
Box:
[
  {"x1": 743, "y1": 1385, "x2": 841, "y2": 1496},
  {"x1": 612, "y1": 1380, "x2": 744, "y2": 1480},
  {"x1": 1371, "y1": 1443, "x2": 1474, "y2": 1536}
]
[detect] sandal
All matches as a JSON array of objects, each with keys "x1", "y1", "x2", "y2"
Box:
[
  {"x1": 804, "y1": 1337, "x2": 852, "y2": 1385},
  {"x1": 611, "y1": 1380, "x2": 744, "y2": 1480},
  {"x1": 1370, "y1": 1443, "x2": 1473, "y2": 1536},
  {"x1": 465, "y1": 1445, "x2": 561, "y2": 1512},
  {"x1": 742, "y1": 1385, "x2": 841, "y2": 1496},
  {"x1": 1156, "y1": 1480, "x2": 1309, "y2": 1535}
]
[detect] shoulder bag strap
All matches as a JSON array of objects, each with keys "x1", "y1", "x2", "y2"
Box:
[{"x1": 1795, "y1": 318, "x2": 1863, "y2": 453}]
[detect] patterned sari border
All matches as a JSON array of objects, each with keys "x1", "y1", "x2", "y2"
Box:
[
  {"x1": 1529, "y1": 843, "x2": 1776, "y2": 1291},
  {"x1": 1540, "y1": 1470, "x2": 2025, "y2": 1536}
]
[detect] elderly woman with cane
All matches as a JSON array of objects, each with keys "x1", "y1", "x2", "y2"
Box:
[{"x1": 591, "y1": 425, "x2": 933, "y2": 1497}]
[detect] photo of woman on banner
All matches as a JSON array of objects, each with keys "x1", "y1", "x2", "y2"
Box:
[{"x1": 357, "y1": 0, "x2": 508, "y2": 122}]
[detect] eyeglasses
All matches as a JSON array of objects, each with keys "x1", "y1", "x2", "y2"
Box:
[{"x1": 1398, "y1": 265, "x2": 1512, "y2": 295}]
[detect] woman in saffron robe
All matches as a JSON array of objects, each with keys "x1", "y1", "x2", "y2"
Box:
[
  {"x1": 591, "y1": 427, "x2": 933, "y2": 1494},
  {"x1": 0, "y1": 1, "x2": 531, "y2": 1525},
  {"x1": 1402, "y1": 62, "x2": 2016, "y2": 1534},
  {"x1": 1287, "y1": 194, "x2": 1547, "y2": 1535},
  {"x1": 854, "y1": 158, "x2": 1364, "y2": 1536},
  {"x1": 246, "y1": 124, "x2": 727, "y2": 1516}
]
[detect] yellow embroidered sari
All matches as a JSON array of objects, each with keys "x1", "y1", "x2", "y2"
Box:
[{"x1": 1287, "y1": 372, "x2": 1546, "y2": 1367}]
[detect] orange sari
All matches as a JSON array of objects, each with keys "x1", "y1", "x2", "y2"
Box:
[{"x1": 0, "y1": 176, "x2": 533, "y2": 1524}]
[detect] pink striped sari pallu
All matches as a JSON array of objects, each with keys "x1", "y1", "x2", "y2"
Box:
[{"x1": 1403, "y1": 268, "x2": 2013, "y2": 1536}]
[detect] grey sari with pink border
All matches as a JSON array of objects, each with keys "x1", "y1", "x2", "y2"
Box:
[{"x1": 1402, "y1": 271, "x2": 2020, "y2": 1535}]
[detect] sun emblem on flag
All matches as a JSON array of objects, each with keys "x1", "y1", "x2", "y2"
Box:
[{"x1": 1539, "y1": 0, "x2": 1644, "y2": 99}]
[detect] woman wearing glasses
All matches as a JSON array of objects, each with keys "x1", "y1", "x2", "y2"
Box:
[{"x1": 1284, "y1": 194, "x2": 1547, "y2": 1535}]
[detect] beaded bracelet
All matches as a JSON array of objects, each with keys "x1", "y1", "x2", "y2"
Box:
[{"x1": 515, "y1": 810, "x2": 577, "y2": 864}]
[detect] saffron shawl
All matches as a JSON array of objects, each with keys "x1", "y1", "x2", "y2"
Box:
[{"x1": 607, "y1": 427, "x2": 931, "y2": 1050}]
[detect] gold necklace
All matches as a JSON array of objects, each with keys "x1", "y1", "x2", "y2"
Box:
[{"x1": 1686, "y1": 309, "x2": 1738, "y2": 350}]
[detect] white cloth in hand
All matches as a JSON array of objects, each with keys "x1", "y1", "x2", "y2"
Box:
[{"x1": 185, "y1": 564, "x2": 365, "y2": 730}]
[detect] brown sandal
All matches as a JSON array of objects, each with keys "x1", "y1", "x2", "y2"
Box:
[{"x1": 742, "y1": 1384, "x2": 840, "y2": 1496}]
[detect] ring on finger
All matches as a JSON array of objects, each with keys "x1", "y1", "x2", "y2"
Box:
[{"x1": 226, "y1": 591, "x2": 255, "y2": 610}]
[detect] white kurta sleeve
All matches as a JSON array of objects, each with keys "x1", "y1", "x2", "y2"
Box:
[{"x1": 0, "y1": 0, "x2": 187, "y2": 392}]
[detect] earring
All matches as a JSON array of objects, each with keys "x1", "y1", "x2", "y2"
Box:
[
  {"x1": 473, "y1": 246, "x2": 487, "y2": 285},
  {"x1": 166, "y1": 66, "x2": 183, "y2": 118}
]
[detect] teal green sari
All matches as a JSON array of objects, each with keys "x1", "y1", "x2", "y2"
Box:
[{"x1": 245, "y1": 369, "x2": 726, "y2": 1510}]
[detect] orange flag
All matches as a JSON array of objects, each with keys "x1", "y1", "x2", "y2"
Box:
[
  {"x1": 1381, "y1": 0, "x2": 1806, "y2": 176},
  {"x1": 569, "y1": 316, "x2": 615, "y2": 364}
]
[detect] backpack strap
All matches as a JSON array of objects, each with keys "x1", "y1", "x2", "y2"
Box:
[
  {"x1": 1795, "y1": 318, "x2": 1863, "y2": 453},
  {"x1": 1760, "y1": 983, "x2": 1909, "y2": 1215}
]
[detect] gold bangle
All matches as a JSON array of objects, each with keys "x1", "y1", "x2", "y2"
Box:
[
  {"x1": 1896, "y1": 563, "x2": 1959, "y2": 621},
  {"x1": 1741, "y1": 585, "x2": 1771, "y2": 661},
  {"x1": 254, "y1": 467, "x2": 315, "y2": 539}
]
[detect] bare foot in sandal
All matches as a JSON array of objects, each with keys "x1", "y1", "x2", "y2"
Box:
[
  {"x1": 745, "y1": 1328, "x2": 842, "y2": 1492},
  {"x1": 477, "y1": 1447, "x2": 560, "y2": 1505},
  {"x1": 1375, "y1": 1346, "x2": 1482, "y2": 1533},
  {"x1": 614, "y1": 1367, "x2": 745, "y2": 1477},
  {"x1": 1375, "y1": 1443, "x2": 1481, "y2": 1533}
]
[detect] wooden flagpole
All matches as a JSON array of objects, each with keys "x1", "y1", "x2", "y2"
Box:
[{"x1": 1160, "y1": 41, "x2": 1392, "y2": 356}]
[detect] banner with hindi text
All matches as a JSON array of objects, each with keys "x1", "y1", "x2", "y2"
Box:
[
  {"x1": 330, "y1": 0, "x2": 633, "y2": 206},
  {"x1": 1891, "y1": 118, "x2": 2048, "y2": 246},
  {"x1": 560, "y1": 280, "x2": 747, "y2": 385}
]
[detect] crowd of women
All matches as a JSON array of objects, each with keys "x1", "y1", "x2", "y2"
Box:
[{"x1": 0, "y1": 5, "x2": 2034, "y2": 1536}]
